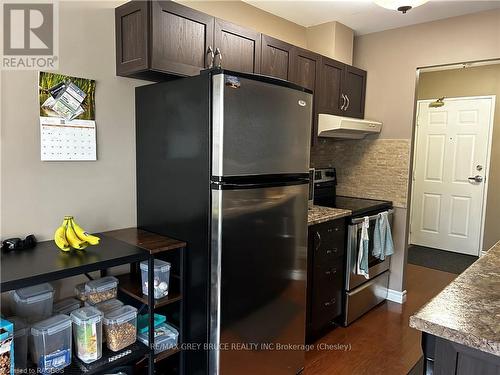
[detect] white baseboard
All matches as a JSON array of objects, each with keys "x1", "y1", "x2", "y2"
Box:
[{"x1": 387, "y1": 289, "x2": 407, "y2": 304}]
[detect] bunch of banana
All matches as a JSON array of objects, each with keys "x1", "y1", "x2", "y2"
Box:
[{"x1": 54, "y1": 216, "x2": 100, "y2": 252}]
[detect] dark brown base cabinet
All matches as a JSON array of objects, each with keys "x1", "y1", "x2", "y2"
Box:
[
  {"x1": 116, "y1": 0, "x2": 367, "y2": 142},
  {"x1": 307, "y1": 219, "x2": 346, "y2": 343},
  {"x1": 422, "y1": 333, "x2": 500, "y2": 375}
]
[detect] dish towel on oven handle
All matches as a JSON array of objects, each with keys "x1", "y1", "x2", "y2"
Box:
[
  {"x1": 373, "y1": 211, "x2": 394, "y2": 260},
  {"x1": 356, "y1": 216, "x2": 370, "y2": 279}
]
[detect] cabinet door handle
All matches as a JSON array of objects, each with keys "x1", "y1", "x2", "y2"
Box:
[
  {"x1": 315, "y1": 231, "x2": 322, "y2": 251},
  {"x1": 324, "y1": 298, "x2": 336, "y2": 307},
  {"x1": 325, "y1": 268, "x2": 337, "y2": 276},
  {"x1": 214, "y1": 48, "x2": 223, "y2": 68},
  {"x1": 340, "y1": 94, "x2": 346, "y2": 110},
  {"x1": 326, "y1": 248, "x2": 338, "y2": 255},
  {"x1": 206, "y1": 46, "x2": 214, "y2": 68},
  {"x1": 345, "y1": 94, "x2": 350, "y2": 110}
]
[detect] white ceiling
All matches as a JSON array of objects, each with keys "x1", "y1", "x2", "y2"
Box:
[{"x1": 243, "y1": 0, "x2": 500, "y2": 35}]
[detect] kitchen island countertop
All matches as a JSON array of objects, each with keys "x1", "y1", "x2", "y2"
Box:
[
  {"x1": 410, "y1": 240, "x2": 500, "y2": 356},
  {"x1": 307, "y1": 205, "x2": 351, "y2": 226}
]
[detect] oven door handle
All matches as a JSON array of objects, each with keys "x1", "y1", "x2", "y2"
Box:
[{"x1": 350, "y1": 208, "x2": 394, "y2": 225}]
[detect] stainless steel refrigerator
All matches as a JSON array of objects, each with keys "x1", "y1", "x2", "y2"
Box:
[{"x1": 136, "y1": 69, "x2": 312, "y2": 375}]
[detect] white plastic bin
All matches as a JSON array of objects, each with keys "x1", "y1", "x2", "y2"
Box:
[
  {"x1": 85, "y1": 276, "x2": 118, "y2": 304},
  {"x1": 30, "y1": 315, "x2": 72, "y2": 373},
  {"x1": 8, "y1": 317, "x2": 28, "y2": 371},
  {"x1": 71, "y1": 307, "x2": 103, "y2": 364},
  {"x1": 140, "y1": 259, "x2": 171, "y2": 299},
  {"x1": 53, "y1": 297, "x2": 81, "y2": 315},
  {"x1": 137, "y1": 322, "x2": 179, "y2": 354},
  {"x1": 12, "y1": 283, "x2": 53, "y2": 323},
  {"x1": 102, "y1": 305, "x2": 137, "y2": 352}
]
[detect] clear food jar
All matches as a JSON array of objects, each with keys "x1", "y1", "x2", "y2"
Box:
[
  {"x1": 85, "y1": 276, "x2": 118, "y2": 304},
  {"x1": 53, "y1": 297, "x2": 81, "y2": 315},
  {"x1": 91, "y1": 299, "x2": 123, "y2": 343},
  {"x1": 12, "y1": 283, "x2": 54, "y2": 323},
  {"x1": 30, "y1": 315, "x2": 72, "y2": 373},
  {"x1": 70, "y1": 307, "x2": 103, "y2": 364},
  {"x1": 74, "y1": 283, "x2": 88, "y2": 302},
  {"x1": 7, "y1": 317, "x2": 28, "y2": 371},
  {"x1": 140, "y1": 259, "x2": 171, "y2": 299},
  {"x1": 103, "y1": 305, "x2": 137, "y2": 352}
]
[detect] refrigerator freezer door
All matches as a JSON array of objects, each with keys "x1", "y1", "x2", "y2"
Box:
[
  {"x1": 210, "y1": 183, "x2": 308, "y2": 375},
  {"x1": 212, "y1": 73, "x2": 312, "y2": 177}
]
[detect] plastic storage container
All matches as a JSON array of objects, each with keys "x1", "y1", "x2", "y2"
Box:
[
  {"x1": 7, "y1": 317, "x2": 28, "y2": 371},
  {"x1": 54, "y1": 297, "x2": 81, "y2": 315},
  {"x1": 70, "y1": 307, "x2": 103, "y2": 364},
  {"x1": 137, "y1": 323, "x2": 179, "y2": 354},
  {"x1": 12, "y1": 283, "x2": 54, "y2": 323},
  {"x1": 140, "y1": 259, "x2": 171, "y2": 299},
  {"x1": 30, "y1": 314, "x2": 72, "y2": 373},
  {"x1": 85, "y1": 276, "x2": 118, "y2": 304},
  {"x1": 137, "y1": 313, "x2": 166, "y2": 334},
  {"x1": 92, "y1": 298, "x2": 123, "y2": 316},
  {"x1": 102, "y1": 305, "x2": 137, "y2": 352},
  {"x1": 74, "y1": 282, "x2": 88, "y2": 302}
]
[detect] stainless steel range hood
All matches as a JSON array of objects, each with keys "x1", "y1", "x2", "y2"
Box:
[{"x1": 318, "y1": 114, "x2": 382, "y2": 139}]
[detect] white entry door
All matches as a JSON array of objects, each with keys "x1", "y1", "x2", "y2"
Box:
[{"x1": 410, "y1": 97, "x2": 495, "y2": 255}]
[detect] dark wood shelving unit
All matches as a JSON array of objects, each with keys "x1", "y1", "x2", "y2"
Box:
[
  {"x1": 116, "y1": 273, "x2": 182, "y2": 308},
  {"x1": 155, "y1": 347, "x2": 181, "y2": 363},
  {"x1": 103, "y1": 227, "x2": 186, "y2": 374},
  {"x1": 1, "y1": 228, "x2": 187, "y2": 375}
]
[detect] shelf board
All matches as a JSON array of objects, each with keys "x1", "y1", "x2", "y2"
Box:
[
  {"x1": 103, "y1": 227, "x2": 186, "y2": 254},
  {"x1": 0, "y1": 235, "x2": 149, "y2": 292},
  {"x1": 27, "y1": 341, "x2": 150, "y2": 375},
  {"x1": 117, "y1": 273, "x2": 182, "y2": 308},
  {"x1": 154, "y1": 347, "x2": 181, "y2": 363}
]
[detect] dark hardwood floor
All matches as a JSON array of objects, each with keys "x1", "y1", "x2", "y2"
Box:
[{"x1": 304, "y1": 264, "x2": 456, "y2": 375}]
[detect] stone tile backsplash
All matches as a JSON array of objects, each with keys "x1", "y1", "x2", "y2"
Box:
[{"x1": 311, "y1": 138, "x2": 411, "y2": 208}]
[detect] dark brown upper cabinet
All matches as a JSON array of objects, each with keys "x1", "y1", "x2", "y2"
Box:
[
  {"x1": 318, "y1": 57, "x2": 345, "y2": 116},
  {"x1": 116, "y1": 1, "x2": 214, "y2": 80},
  {"x1": 318, "y1": 56, "x2": 366, "y2": 119},
  {"x1": 115, "y1": 1, "x2": 149, "y2": 76},
  {"x1": 261, "y1": 35, "x2": 295, "y2": 81},
  {"x1": 290, "y1": 48, "x2": 321, "y2": 145},
  {"x1": 214, "y1": 19, "x2": 261, "y2": 74},
  {"x1": 343, "y1": 65, "x2": 367, "y2": 119}
]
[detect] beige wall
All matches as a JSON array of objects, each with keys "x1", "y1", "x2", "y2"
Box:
[
  {"x1": 417, "y1": 65, "x2": 500, "y2": 251},
  {"x1": 180, "y1": 0, "x2": 307, "y2": 47},
  {"x1": 180, "y1": 1, "x2": 354, "y2": 63},
  {"x1": 306, "y1": 21, "x2": 354, "y2": 64},
  {"x1": 0, "y1": 1, "x2": 148, "y2": 241},
  {"x1": 351, "y1": 9, "x2": 500, "y2": 291}
]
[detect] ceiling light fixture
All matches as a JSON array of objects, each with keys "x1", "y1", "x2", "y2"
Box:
[{"x1": 374, "y1": 0, "x2": 429, "y2": 14}]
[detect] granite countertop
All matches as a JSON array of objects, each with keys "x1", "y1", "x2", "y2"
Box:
[
  {"x1": 307, "y1": 205, "x2": 351, "y2": 226},
  {"x1": 410, "y1": 241, "x2": 500, "y2": 356}
]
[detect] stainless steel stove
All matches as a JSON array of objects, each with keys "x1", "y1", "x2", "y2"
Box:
[{"x1": 313, "y1": 168, "x2": 394, "y2": 325}]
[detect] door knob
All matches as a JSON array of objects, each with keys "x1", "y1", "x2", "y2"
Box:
[{"x1": 468, "y1": 175, "x2": 484, "y2": 183}]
